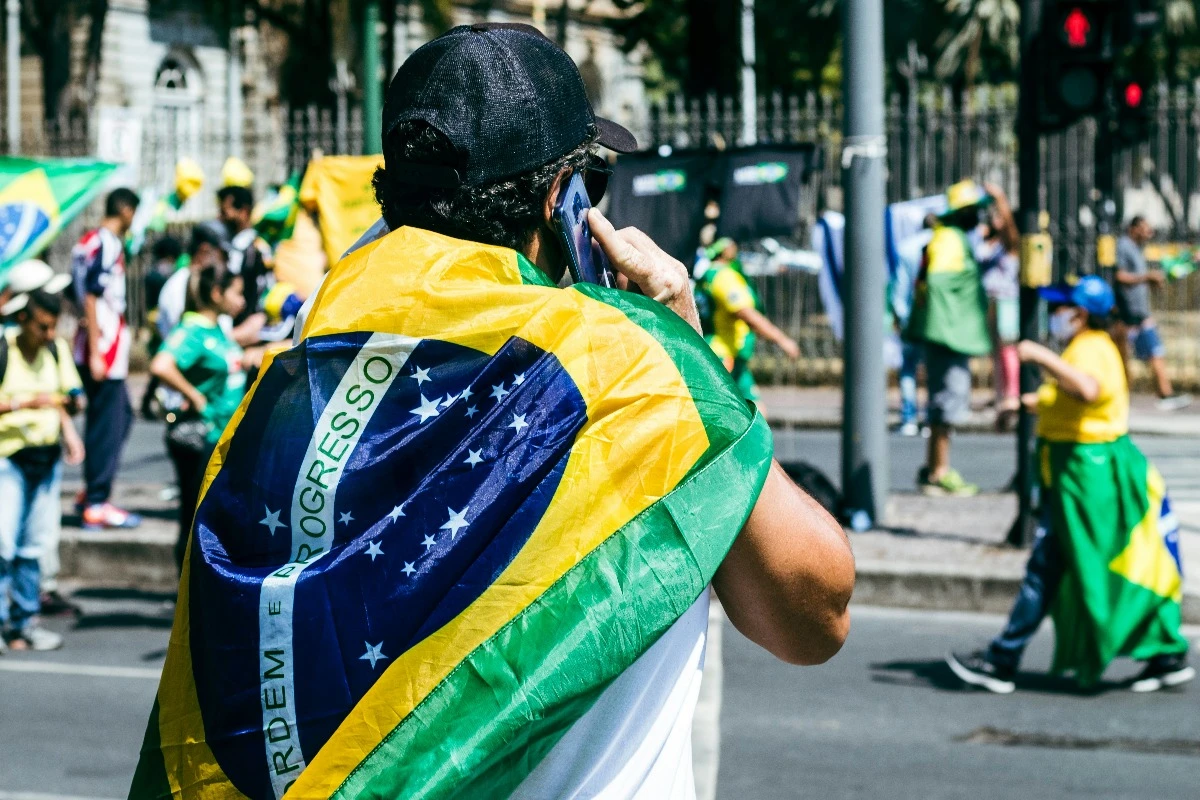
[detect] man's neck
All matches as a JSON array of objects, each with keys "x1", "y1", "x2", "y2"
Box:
[
  {"x1": 15, "y1": 330, "x2": 41, "y2": 363},
  {"x1": 101, "y1": 217, "x2": 124, "y2": 237}
]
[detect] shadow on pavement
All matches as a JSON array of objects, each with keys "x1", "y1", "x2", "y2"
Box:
[
  {"x1": 74, "y1": 613, "x2": 175, "y2": 630},
  {"x1": 869, "y1": 658, "x2": 1121, "y2": 696},
  {"x1": 72, "y1": 587, "x2": 177, "y2": 603}
]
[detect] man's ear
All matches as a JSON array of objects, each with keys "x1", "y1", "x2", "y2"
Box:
[{"x1": 543, "y1": 168, "x2": 570, "y2": 226}]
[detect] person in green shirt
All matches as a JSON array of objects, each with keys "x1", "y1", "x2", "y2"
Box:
[
  {"x1": 905, "y1": 180, "x2": 993, "y2": 496},
  {"x1": 151, "y1": 263, "x2": 247, "y2": 569}
]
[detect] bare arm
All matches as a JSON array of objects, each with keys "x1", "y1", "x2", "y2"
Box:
[
  {"x1": 588, "y1": 208, "x2": 855, "y2": 664},
  {"x1": 83, "y1": 294, "x2": 106, "y2": 381},
  {"x1": 735, "y1": 306, "x2": 801, "y2": 359},
  {"x1": 59, "y1": 408, "x2": 85, "y2": 466},
  {"x1": 150, "y1": 351, "x2": 207, "y2": 413},
  {"x1": 1017, "y1": 340, "x2": 1100, "y2": 403},
  {"x1": 713, "y1": 462, "x2": 854, "y2": 664},
  {"x1": 231, "y1": 312, "x2": 267, "y2": 348},
  {"x1": 983, "y1": 182, "x2": 1019, "y2": 253}
]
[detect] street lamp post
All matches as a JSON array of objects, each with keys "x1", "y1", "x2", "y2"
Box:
[
  {"x1": 739, "y1": 0, "x2": 756, "y2": 146},
  {"x1": 6, "y1": 0, "x2": 19, "y2": 153},
  {"x1": 840, "y1": 0, "x2": 889, "y2": 525}
]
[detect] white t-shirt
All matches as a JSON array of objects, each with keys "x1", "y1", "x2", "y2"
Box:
[
  {"x1": 157, "y1": 267, "x2": 189, "y2": 340},
  {"x1": 512, "y1": 592, "x2": 710, "y2": 800},
  {"x1": 72, "y1": 226, "x2": 131, "y2": 379}
]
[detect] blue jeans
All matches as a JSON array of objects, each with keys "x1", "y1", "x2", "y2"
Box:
[
  {"x1": 899, "y1": 340, "x2": 923, "y2": 425},
  {"x1": 987, "y1": 516, "x2": 1063, "y2": 670},
  {"x1": 0, "y1": 457, "x2": 61, "y2": 633}
]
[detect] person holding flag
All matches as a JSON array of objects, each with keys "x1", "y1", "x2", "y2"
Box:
[
  {"x1": 948, "y1": 276, "x2": 1191, "y2": 694},
  {"x1": 131, "y1": 23, "x2": 854, "y2": 799}
]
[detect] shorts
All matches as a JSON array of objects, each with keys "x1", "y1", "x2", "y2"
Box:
[
  {"x1": 1128, "y1": 321, "x2": 1165, "y2": 361},
  {"x1": 925, "y1": 344, "x2": 972, "y2": 427}
]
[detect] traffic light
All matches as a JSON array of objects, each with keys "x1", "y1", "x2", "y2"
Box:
[
  {"x1": 1111, "y1": 79, "x2": 1154, "y2": 146},
  {"x1": 1037, "y1": 0, "x2": 1119, "y2": 131}
]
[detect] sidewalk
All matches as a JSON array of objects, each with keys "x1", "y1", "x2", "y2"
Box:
[
  {"x1": 57, "y1": 481, "x2": 1200, "y2": 624},
  {"x1": 758, "y1": 385, "x2": 1200, "y2": 437}
]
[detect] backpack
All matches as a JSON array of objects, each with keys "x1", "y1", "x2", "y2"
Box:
[{"x1": 0, "y1": 333, "x2": 60, "y2": 385}]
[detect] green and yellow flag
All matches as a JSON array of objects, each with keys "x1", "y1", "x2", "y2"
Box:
[
  {"x1": 1043, "y1": 436, "x2": 1188, "y2": 685},
  {"x1": 0, "y1": 156, "x2": 117, "y2": 285},
  {"x1": 130, "y1": 225, "x2": 772, "y2": 798}
]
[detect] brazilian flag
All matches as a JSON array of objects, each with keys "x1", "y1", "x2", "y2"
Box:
[
  {"x1": 0, "y1": 157, "x2": 117, "y2": 284},
  {"x1": 1044, "y1": 436, "x2": 1188, "y2": 686},
  {"x1": 130, "y1": 226, "x2": 772, "y2": 798}
]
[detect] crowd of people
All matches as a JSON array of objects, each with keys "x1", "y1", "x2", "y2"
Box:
[
  {"x1": 0, "y1": 171, "x2": 303, "y2": 651},
  {"x1": 895, "y1": 181, "x2": 1193, "y2": 498}
]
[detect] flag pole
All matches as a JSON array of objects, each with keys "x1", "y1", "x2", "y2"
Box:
[{"x1": 6, "y1": 0, "x2": 19, "y2": 153}]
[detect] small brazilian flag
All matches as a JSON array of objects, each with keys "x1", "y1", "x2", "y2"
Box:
[
  {"x1": 130, "y1": 226, "x2": 772, "y2": 798},
  {"x1": 1043, "y1": 436, "x2": 1189, "y2": 686},
  {"x1": 0, "y1": 156, "x2": 117, "y2": 285}
]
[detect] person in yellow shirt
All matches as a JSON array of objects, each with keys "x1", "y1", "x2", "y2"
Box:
[
  {"x1": 949, "y1": 276, "x2": 1191, "y2": 693},
  {"x1": 0, "y1": 288, "x2": 85, "y2": 652},
  {"x1": 697, "y1": 239, "x2": 799, "y2": 402}
]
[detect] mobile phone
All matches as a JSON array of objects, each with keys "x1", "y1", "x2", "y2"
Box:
[{"x1": 552, "y1": 172, "x2": 616, "y2": 288}]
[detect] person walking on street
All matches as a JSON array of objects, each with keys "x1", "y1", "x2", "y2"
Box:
[
  {"x1": 72, "y1": 188, "x2": 142, "y2": 530},
  {"x1": 905, "y1": 180, "x2": 993, "y2": 496},
  {"x1": 696, "y1": 238, "x2": 800, "y2": 403},
  {"x1": 150, "y1": 263, "x2": 247, "y2": 570},
  {"x1": 0, "y1": 288, "x2": 85, "y2": 652},
  {"x1": 948, "y1": 277, "x2": 1192, "y2": 694},
  {"x1": 1113, "y1": 217, "x2": 1191, "y2": 411},
  {"x1": 976, "y1": 183, "x2": 1022, "y2": 431},
  {"x1": 891, "y1": 216, "x2": 936, "y2": 436}
]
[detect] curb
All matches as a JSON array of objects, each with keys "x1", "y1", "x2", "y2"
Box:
[{"x1": 57, "y1": 531, "x2": 1200, "y2": 625}]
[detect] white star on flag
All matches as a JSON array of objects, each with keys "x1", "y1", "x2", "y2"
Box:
[
  {"x1": 421, "y1": 534, "x2": 437, "y2": 551},
  {"x1": 464, "y1": 449, "x2": 483, "y2": 468},
  {"x1": 411, "y1": 394, "x2": 441, "y2": 422},
  {"x1": 401, "y1": 561, "x2": 417, "y2": 577},
  {"x1": 260, "y1": 506, "x2": 286, "y2": 536},
  {"x1": 441, "y1": 506, "x2": 469, "y2": 537},
  {"x1": 387, "y1": 503, "x2": 406, "y2": 523},
  {"x1": 339, "y1": 511, "x2": 354, "y2": 526},
  {"x1": 460, "y1": 385, "x2": 474, "y2": 402},
  {"x1": 360, "y1": 641, "x2": 388, "y2": 669},
  {"x1": 365, "y1": 540, "x2": 384, "y2": 561},
  {"x1": 513, "y1": 372, "x2": 526, "y2": 385},
  {"x1": 411, "y1": 365, "x2": 432, "y2": 385},
  {"x1": 465, "y1": 405, "x2": 479, "y2": 419},
  {"x1": 440, "y1": 393, "x2": 457, "y2": 409},
  {"x1": 508, "y1": 413, "x2": 529, "y2": 433},
  {"x1": 490, "y1": 383, "x2": 509, "y2": 401}
]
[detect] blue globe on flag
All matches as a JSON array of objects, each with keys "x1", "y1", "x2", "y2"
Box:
[{"x1": 0, "y1": 202, "x2": 51, "y2": 263}]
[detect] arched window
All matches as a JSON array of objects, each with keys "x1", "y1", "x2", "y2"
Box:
[{"x1": 150, "y1": 50, "x2": 205, "y2": 217}]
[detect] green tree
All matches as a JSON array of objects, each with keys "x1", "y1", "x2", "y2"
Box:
[{"x1": 932, "y1": 0, "x2": 1019, "y2": 89}]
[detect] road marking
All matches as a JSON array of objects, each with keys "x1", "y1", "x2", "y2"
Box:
[
  {"x1": 0, "y1": 660, "x2": 160, "y2": 680},
  {"x1": 0, "y1": 792, "x2": 121, "y2": 800}
]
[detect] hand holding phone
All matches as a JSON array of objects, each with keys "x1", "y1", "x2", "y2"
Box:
[{"x1": 552, "y1": 172, "x2": 616, "y2": 288}]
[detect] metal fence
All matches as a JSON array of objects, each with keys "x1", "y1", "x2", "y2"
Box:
[
  {"x1": 15, "y1": 90, "x2": 1200, "y2": 388},
  {"x1": 634, "y1": 86, "x2": 1200, "y2": 390}
]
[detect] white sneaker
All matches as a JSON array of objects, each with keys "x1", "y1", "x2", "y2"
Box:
[
  {"x1": 1156, "y1": 394, "x2": 1193, "y2": 412},
  {"x1": 898, "y1": 422, "x2": 920, "y2": 437},
  {"x1": 1130, "y1": 661, "x2": 1195, "y2": 693},
  {"x1": 11, "y1": 626, "x2": 64, "y2": 651}
]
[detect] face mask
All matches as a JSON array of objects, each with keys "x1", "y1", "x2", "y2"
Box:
[{"x1": 1048, "y1": 308, "x2": 1076, "y2": 343}]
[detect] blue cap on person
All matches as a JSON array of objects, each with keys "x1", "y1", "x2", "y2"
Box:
[{"x1": 1038, "y1": 275, "x2": 1115, "y2": 316}]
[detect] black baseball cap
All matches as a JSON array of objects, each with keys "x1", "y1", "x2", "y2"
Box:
[{"x1": 382, "y1": 23, "x2": 638, "y2": 188}]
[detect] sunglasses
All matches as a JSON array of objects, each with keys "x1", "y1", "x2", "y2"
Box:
[{"x1": 584, "y1": 155, "x2": 612, "y2": 205}]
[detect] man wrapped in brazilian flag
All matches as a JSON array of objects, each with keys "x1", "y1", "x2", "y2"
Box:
[
  {"x1": 129, "y1": 23, "x2": 854, "y2": 800},
  {"x1": 949, "y1": 276, "x2": 1191, "y2": 694}
]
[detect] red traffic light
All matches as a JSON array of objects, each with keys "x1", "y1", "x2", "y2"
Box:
[
  {"x1": 1124, "y1": 82, "x2": 1144, "y2": 108},
  {"x1": 1063, "y1": 8, "x2": 1093, "y2": 48}
]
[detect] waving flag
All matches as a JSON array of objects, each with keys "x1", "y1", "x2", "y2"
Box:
[
  {"x1": 0, "y1": 157, "x2": 117, "y2": 285},
  {"x1": 130, "y1": 226, "x2": 772, "y2": 799},
  {"x1": 1044, "y1": 436, "x2": 1189, "y2": 686}
]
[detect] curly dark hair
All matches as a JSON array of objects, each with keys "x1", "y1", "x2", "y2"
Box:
[{"x1": 373, "y1": 121, "x2": 597, "y2": 252}]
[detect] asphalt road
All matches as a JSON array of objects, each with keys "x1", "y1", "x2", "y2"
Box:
[{"x1": 2, "y1": 601, "x2": 1197, "y2": 799}]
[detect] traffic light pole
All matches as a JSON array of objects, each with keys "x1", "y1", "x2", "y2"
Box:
[
  {"x1": 1008, "y1": 0, "x2": 1045, "y2": 548},
  {"x1": 840, "y1": 0, "x2": 889, "y2": 526}
]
